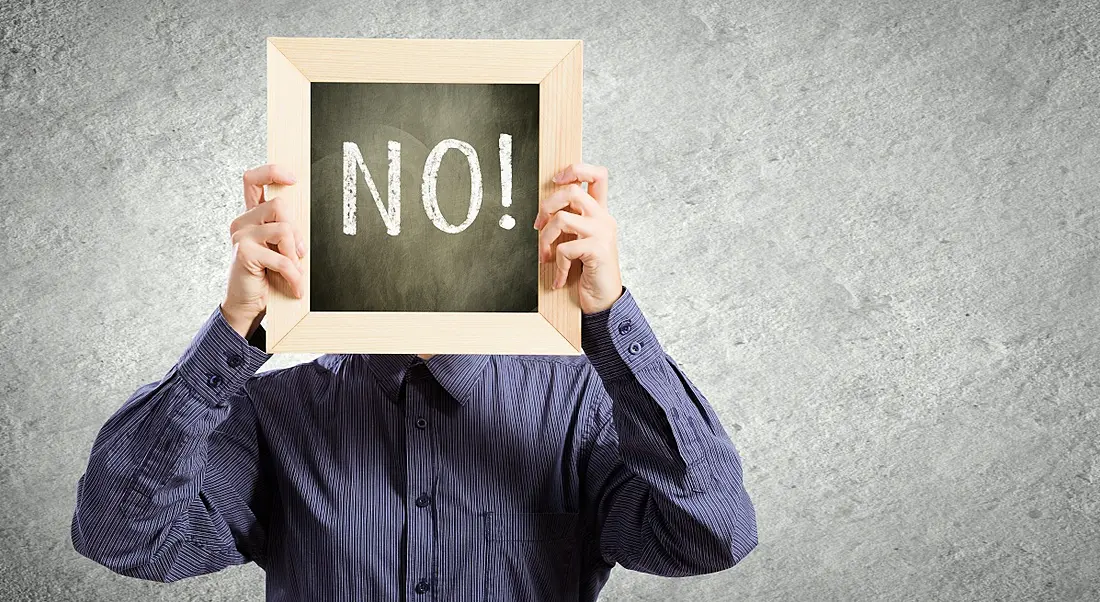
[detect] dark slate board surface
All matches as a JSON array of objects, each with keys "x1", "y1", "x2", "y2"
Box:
[{"x1": 310, "y1": 82, "x2": 539, "y2": 312}]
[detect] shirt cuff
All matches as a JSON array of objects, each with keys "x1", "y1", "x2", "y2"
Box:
[
  {"x1": 175, "y1": 306, "x2": 272, "y2": 406},
  {"x1": 581, "y1": 286, "x2": 665, "y2": 381}
]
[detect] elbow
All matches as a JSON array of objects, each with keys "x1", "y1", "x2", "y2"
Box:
[
  {"x1": 683, "y1": 493, "x2": 759, "y2": 575},
  {"x1": 72, "y1": 538, "x2": 179, "y2": 583},
  {"x1": 640, "y1": 501, "x2": 758, "y2": 577},
  {"x1": 699, "y1": 454, "x2": 759, "y2": 573},
  {"x1": 70, "y1": 502, "x2": 178, "y2": 583},
  {"x1": 679, "y1": 521, "x2": 757, "y2": 576},
  {"x1": 712, "y1": 489, "x2": 758, "y2": 571},
  {"x1": 721, "y1": 519, "x2": 758, "y2": 569},
  {"x1": 721, "y1": 495, "x2": 759, "y2": 571}
]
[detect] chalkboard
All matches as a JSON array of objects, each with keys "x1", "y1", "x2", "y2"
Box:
[
  {"x1": 309, "y1": 82, "x2": 540, "y2": 313},
  {"x1": 265, "y1": 37, "x2": 582, "y2": 354}
]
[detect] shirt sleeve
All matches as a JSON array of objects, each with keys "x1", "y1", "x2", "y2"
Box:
[
  {"x1": 70, "y1": 306, "x2": 274, "y2": 582},
  {"x1": 579, "y1": 286, "x2": 758, "y2": 576}
]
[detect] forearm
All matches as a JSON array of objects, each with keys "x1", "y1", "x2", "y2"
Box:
[
  {"x1": 582, "y1": 288, "x2": 758, "y2": 575},
  {"x1": 71, "y1": 305, "x2": 270, "y2": 580},
  {"x1": 590, "y1": 361, "x2": 758, "y2": 575}
]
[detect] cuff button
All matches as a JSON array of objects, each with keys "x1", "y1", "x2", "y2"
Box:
[
  {"x1": 226, "y1": 353, "x2": 242, "y2": 368},
  {"x1": 618, "y1": 320, "x2": 633, "y2": 335},
  {"x1": 206, "y1": 373, "x2": 222, "y2": 388},
  {"x1": 628, "y1": 341, "x2": 643, "y2": 355}
]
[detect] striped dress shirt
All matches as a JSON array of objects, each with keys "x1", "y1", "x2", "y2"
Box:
[{"x1": 71, "y1": 286, "x2": 757, "y2": 601}]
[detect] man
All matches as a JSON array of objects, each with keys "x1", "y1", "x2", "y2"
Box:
[{"x1": 71, "y1": 162, "x2": 757, "y2": 601}]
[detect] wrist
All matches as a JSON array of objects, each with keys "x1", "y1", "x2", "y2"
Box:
[
  {"x1": 582, "y1": 284, "x2": 625, "y2": 316},
  {"x1": 219, "y1": 303, "x2": 261, "y2": 340}
]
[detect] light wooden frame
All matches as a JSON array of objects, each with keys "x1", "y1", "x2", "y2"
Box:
[{"x1": 265, "y1": 37, "x2": 583, "y2": 355}]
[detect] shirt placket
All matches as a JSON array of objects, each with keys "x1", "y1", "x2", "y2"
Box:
[{"x1": 404, "y1": 361, "x2": 436, "y2": 598}]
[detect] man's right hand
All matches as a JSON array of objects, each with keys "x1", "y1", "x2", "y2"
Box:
[{"x1": 220, "y1": 164, "x2": 306, "y2": 340}]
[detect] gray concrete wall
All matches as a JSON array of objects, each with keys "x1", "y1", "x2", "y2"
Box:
[{"x1": 3, "y1": 0, "x2": 1098, "y2": 600}]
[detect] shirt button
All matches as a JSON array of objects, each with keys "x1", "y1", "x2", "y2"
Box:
[
  {"x1": 415, "y1": 493, "x2": 431, "y2": 508},
  {"x1": 205, "y1": 373, "x2": 222, "y2": 388},
  {"x1": 226, "y1": 353, "x2": 242, "y2": 368},
  {"x1": 618, "y1": 320, "x2": 633, "y2": 335},
  {"x1": 415, "y1": 417, "x2": 427, "y2": 429},
  {"x1": 628, "y1": 341, "x2": 643, "y2": 355},
  {"x1": 414, "y1": 578, "x2": 431, "y2": 594}
]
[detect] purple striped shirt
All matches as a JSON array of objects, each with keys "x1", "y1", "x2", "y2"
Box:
[{"x1": 71, "y1": 287, "x2": 757, "y2": 601}]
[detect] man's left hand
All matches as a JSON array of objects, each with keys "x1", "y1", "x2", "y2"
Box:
[{"x1": 534, "y1": 162, "x2": 624, "y2": 315}]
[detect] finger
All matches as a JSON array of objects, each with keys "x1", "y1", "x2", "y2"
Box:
[
  {"x1": 229, "y1": 198, "x2": 306, "y2": 258},
  {"x1": 534, "y1": 183, "x2": 601, "y2": 230},
  {"x1": 538, "y1": 211, "x2": 598, "y2": 264},
  {"x1": 243, "y1": 164, "x2": 297, "y2": 210},
  {"x1": 552, "y1": 163, "x2": 608, "y2": 207},
  {"x1": 256, "y1": 221, "x2": 302, "y2": 270},
  {"x1": 236, "y1": 221, "x2": 301, "y2": 273},
  {"x1": 240, "y1": 241, "x2": 305, "y2": 298},
  {"x1": 552, "y1": 238, "x2": 595, "y2": 289}
]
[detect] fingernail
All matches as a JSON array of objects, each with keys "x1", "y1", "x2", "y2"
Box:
[
  {"x1": 288, "y1": 174, "x2": 298, "y2": 184},
  {"x1": 297, "y1": 241, "x2": 306, "y2": 257},
  {"x1": 552, "y1": 173, "x2": 561, "y2": 182}
]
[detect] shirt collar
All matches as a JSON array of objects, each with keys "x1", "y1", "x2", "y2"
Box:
[{"x1": 363, "y1": 353, "x2": 490, "y2": 406}]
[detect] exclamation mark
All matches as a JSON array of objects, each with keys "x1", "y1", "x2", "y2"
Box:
[{"x1": 498, "y1": 133, "x2": 515, "y2": 229}]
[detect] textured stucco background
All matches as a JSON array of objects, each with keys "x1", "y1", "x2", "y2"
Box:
[{"x1": 2, "y1": 0, "x2": 1099, "y2": 600}]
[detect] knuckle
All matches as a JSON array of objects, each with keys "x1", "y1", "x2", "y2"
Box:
[
  {"x1": 234, "y1": 238, "x2": 253, "y2": 258},
  {"x1": 267, "y1": 195, "x2": 282, "y2": 213},
  {"x1": 286, "y1": 258, "x2": 301, "y2": 277}
]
